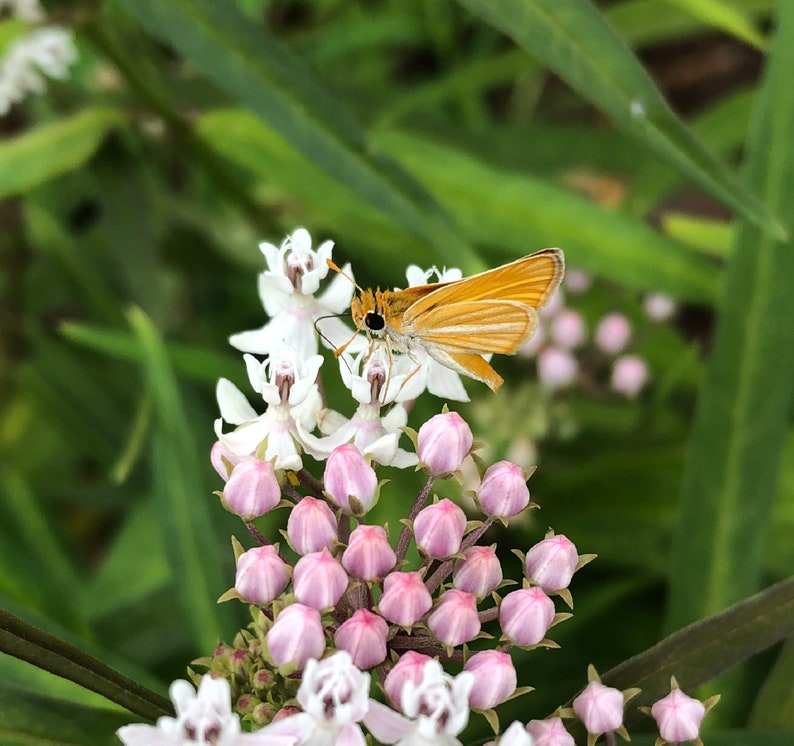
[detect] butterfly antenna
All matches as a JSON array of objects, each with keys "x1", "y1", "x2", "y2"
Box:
[{"x1": 326, "y1": 258, "x2": 364, "y2": 293}]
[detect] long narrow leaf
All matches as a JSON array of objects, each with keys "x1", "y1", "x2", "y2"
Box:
[
  {"x1": 128, "y1": 308, "x2": 232, "y2": 653},
  {"x1": 455, "y1": 0, "x2": 785, "y2": 239},
  {"x1": 666, "y1": 5, "x2": 794, "y2": 630},
  {"x1": 112, "y1": 0, "x2": 479, "y2": 269}
]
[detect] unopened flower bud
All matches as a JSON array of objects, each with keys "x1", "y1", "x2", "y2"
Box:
[
  {"x1": 453, "y1": 545, "x2": 503, "y2": 598},
  {"x1": 211, "y1": 440, "x2": 241, "y2": 481},
  {"x1": 293, "y1": 548, "x2": 348, "y2": 610},
  {"x1": 537, "y1": 347, "x2": 578, "y2": 389},
  {"x1": 427, "y1": 589, "x2": 480, "y2": 647},
  {"x1": 644, "y1": 292, "x2": 676, "y2": 322},
  {"x1": 497, "y1": 721, "x2": 534, "y2": 746},
  {"x1": 464, "y1": 650, "x2": 516, "y2": 710},
  {"x1": 384, "y1": 651, "x2": 433, "y2": 711},
  {"x1": 611, "y1": 355, "x2": 649, "y2": 398},
  {"x1": 266, "y1": 603, "x2": 325, "y2": 669},
  {"x1": 324, "y1": 444, "x2": 378, "y2": 513},
  {"x1": 573, "y1": 681, "x2": 624, "y2": 735},
  {"x1": 500, "y1": 587, "x2": 555, "y2": 646},
  {"x1": 224, "y1": 459, "x2": 281, "y2": 522},
  {"x1": 234, "y1": 545, "x2": 290, "y2": 605},
  {"x1": 476, "y1": 461, "x2": 530, "y2": 518},
  {"x1": 378, "y1": 571, "x2": 432, "y2": 627},
  {"x1": 651, "y1": 687, "x2": 707, "y2": 744},
  {"x1": 417, "y1": 411, "x2": 473, "y2": 476},
  {"x1": 414, "y1": 498, "x2": 466, "y2": 558},
  {"x1": 564, "y1": 269, "x2": 592, "y2": 294},
  {"x1": 287, "y1": 496, "x2": 337, "y2": 555},
  {"x1": 551, "y1": 309, "x2": 586, "y2": 349},
  {"x1": 334, "y1": 609, "x2": 388, "y2": 669},
  {"x1": 525, "y1": 534, "x2": 579, "y2": 592},
  {"x1": 527, "y1": 717, "x2": 575, "y2": 746},
  {"x1": 595, "y1": 313, "x2": 632, "y2": 355},
  {"x1": 342, "y1": 524, "x2": 396, "y2": 580}
]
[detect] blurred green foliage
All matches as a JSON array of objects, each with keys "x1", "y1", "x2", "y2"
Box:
[{"x1": 1, "y1": 0, "x2": 793, "y2": 743}]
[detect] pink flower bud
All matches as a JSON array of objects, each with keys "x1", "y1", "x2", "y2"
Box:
[
  {"x1": 564, "y1": 269, "x2": 592, "y2": 294},
  {"x1": 573, "y1": 681, "x2": 624, "y2": 735},
  {"x1": 414, "y1": 498, "x2": 467, "y2": 558},
  {"x1": 526, "y1": 717, "x2": 575, "y2": 746},
  {"x1": 223, "y1": 458, "x2": 280, "y2": 521},
  {"x1": 342, "y1": 524, "x2": 396, "y2": 580},
  {"x1": 453, "y1": 545, "x2": 503, "y2": 598},
  {"x1": 287, "y1": 496, "x2": 337, "y2": 555},
  {"x1": 464, "y1": 650, "x2": 516, "y2": 710},
  {"x1": 498, "y1": 721, "x2": 534, "y2": 746},
  {"x1": 537, "y1": 347, "x2": 578, "y2": 390},
  {"x1": 211, "y1": 440, "x2": 240, "y2": 481},
  {"x1": 417, "y1": 411, "x2": 473, "y2": 477},
  {"x1": 525, "y1": 534, "x2": 579, "y2": 592},
  {"x1": 595, "y1": 313, "x2": 632, "y2": 355},
  {"x1": 643, "y1": 292, "x2": 676, "y2": 322},
  {"x1": 611, "y1": 355, "x2": 649, "y2": 398},
  {"x1": 293, "y1": 548, "x2": 348, "y2": 610},
  {"x1": 427, "y1": 589, "x2": 480, "y2": 647},
  {"x1": 234, "y1": 545, "x2": 290, "y2": 605},
  {"x1": 378, "y1": 571, "x2": 432, "y2": 627},
  {"x1": 266, "y1": 603, "x2": 325, "y2": 669},
  {"x1": 651, "y1": 687, "x2": 706, "y2": 743},
  {"x1": 324, "y1": 444, "x2": 378, "y2": 514},
  {"x1": 384, "y1": 651, "x2": 433, "y2": 711},
  {"x1": 550, "y1": 309, "x2": 586, "y2": 350},
  {"x1": 334, "y1": 609, "x2": 389, "y2": 669},
  {"x1": 500, "y1": 587, "x2": 555, "y2": 646},
  {"x1": 476, "y1": 461, "x2": 530, "y2": 519}
]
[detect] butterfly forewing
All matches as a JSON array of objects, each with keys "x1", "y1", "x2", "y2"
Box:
[{"x1": 401, "y1": 248, "x2": 563, "y2": 325}]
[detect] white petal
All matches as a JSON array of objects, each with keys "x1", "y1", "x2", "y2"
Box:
[
  {"x1": 405, "y1": 265, "x2": 432, "y2": 288},
  {"x1": 244, "y1": 354, "x2": 267, "y2": 396},
  {"x1": 215, "y1": 417, "x2": 268, "y2": 457},
  {"x1": 387, "y1": 448, "x2": 419, "y2": 469},
  {"x1": 363, "y1": 701, "x2": 413, "y2": 744},
  {"x1": 318, "y1": 263, "x2": 356, "y2": 313},
  {"x1": 318, "y1": 408, "x2": 350, "y2": 436},
  {"x1": 292, "y1": 386, "x2": 322, "y2": 431},
  {"x1": 217, "y1": 379, "x2": 258, "y2": 424},
  {"x1": 116, "y1": 723, "x2": 175, "y2": 746},
  {"x1": 336, "y1": 723, "x2": 368, "y2": 746},
  {"x1": 258, "y1": 274, "x2": 293, "y2": 316},
  {"x1": 425, "y1": 361, "x2": 470, "y2": 402}
]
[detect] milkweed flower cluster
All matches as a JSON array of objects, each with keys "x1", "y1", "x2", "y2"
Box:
[
  {"x1": 0, "y1": 0, "x2": 77, "y2": 115},
  {"x1": 118, "y1": 229, "x2": 715, "y2": 745},
  {"x1": 522, "y1": 268, "x2": 674, "y2": 399}
]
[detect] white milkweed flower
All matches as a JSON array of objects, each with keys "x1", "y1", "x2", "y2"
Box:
[
  {"x1": 364, "y1": 659, "x2": 474, "y2": 746},
  {"x1": 1, "y1": 20, "x2": 77, "y2": 116},
  {"x1": 298, "y1": 347, "x2": 419, "y2": 468},
  {"x1": 260, "y1": 651, "x2": 371, "y2": 746},
  {"x1": 214, "y1": 346, "x2": 323, "y2": 471},
  {"x1": 117, "y1": 676, "x2": 295, "y2": 746},
  {"x1": 229, "y1": 228, "x2": 361, "y2": 360}
]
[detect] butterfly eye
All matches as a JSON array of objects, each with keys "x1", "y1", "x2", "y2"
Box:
[{"x1": 365, "y1": 312, "x2": 385, "y2": 331}]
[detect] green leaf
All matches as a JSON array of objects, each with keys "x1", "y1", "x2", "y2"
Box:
[
  {"x1": 666, "y1": 4, "x2": 794, "y2": 630},
  {"x1": 454, "y1": 0, "x2": 786, "y2": 239},
  {"x1": 127, "y1": 308, "x2": 232, "y2": 653},
  {"x1": 112, "y1": 0, "x2": 479, "y2": 269},
  {"x1": 660, "y1": 212, "x2": 734, "y2": 258},
  {"x1": 750, "y1": 635, "x2": 794, "y2": 728},
  {"x1": 602, "y1": 576, "x2": 794, "y2": 725},
  {"x1": 376, "y1": 131, "x2": 719, "y2": 303},
  {"x1": 663, "y1": 0, "x2": 767, "y2": 50},
  {"x1": 0, "y1": 108, "x2": 124, "y2": 197},
  {"x1": 0, "y1": 608, "x2": 171, "y2": 722},
  {"x1": 0, "y1": 680, "x2": 131, "y2": 746}
]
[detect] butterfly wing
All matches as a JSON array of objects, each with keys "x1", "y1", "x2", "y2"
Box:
[
  {"x1": 402, "y1": 248, "x2": 563, "y2": 325},
  {"x1": 409, "y1": 299, "x2": 538, "y2": 354}
]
